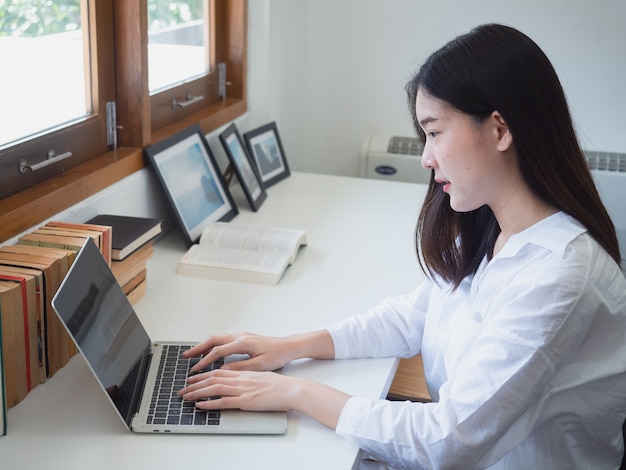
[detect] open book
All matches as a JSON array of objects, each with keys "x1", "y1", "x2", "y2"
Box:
[{"x1": 177, "y1": 223, "x2": 307, "y2": 285}]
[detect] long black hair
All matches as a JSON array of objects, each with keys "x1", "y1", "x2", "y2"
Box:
[{"x1": 406, "y1": 24, "x2": 620, "y2": 287}]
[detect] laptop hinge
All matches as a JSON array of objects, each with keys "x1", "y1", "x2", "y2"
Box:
[{"x1": 125, "y1": 348, "x2": 153, "y2": 428}]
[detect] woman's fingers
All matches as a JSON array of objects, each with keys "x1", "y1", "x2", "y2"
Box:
[
  {"x1": 183, "y1": 333, "x2": 237, "y2": 358},
  {"x1": 184, "y1": 332, "x2": 290, "y2": 372},
  {"x1": 179, "y1": 370, "x2": 295, "y2": 412}
]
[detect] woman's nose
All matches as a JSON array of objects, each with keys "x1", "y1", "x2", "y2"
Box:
[{"x1": 421, "y1": 147, "x2": 437, "y2": 170}]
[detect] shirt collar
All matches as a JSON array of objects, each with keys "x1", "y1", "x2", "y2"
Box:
[{"x1": 497, "y1": 212, "x2": 587, "y2": 260}]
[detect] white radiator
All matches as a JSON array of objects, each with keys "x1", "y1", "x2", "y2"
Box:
[
  {"x1": 588, "y1": 151, "x2": 626, "y2": 274},
  {"x1": 359, "y1": 135, "x2": 431, "y2": 184}
]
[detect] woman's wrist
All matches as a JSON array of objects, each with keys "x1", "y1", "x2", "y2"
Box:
[
  {"x1": 288, "y1": 377, "x2": 351, "y2": 429},
  {"x1": 286, "y1": 330, "x2": 335, "y2": 361}
]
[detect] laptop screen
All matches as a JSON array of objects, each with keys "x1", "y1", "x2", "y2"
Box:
[{"x1": 52, "y1": 239, "x2": 152, "y2": 427}]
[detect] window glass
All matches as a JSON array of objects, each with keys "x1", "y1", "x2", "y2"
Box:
[
  {"x1": 0, "y1": 0, "x2": 89, "y2": 148},
  {"x1": 147, "y1": 0, "x2": 209, "y2": 94}
]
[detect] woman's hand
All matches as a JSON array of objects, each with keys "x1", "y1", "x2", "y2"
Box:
[
  {"x1": 178, "y1": 368, "x2": 351, "y2": 429},
  {"x1": 182, "y1": 330, "x2": 335, "y2": 373},
  {"x1": 182, "y1": 332, "x2": 297, "y2": 373},
  {"x1": 180, "y1": 369, "x2": 301, "y2": 412}
]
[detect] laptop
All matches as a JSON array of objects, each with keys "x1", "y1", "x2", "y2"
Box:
[{"x1": 51, "y1": 238, "x2": 287, "y2": 434}]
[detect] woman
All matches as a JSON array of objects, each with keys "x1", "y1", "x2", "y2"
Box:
[{"x1": 179, "y1": 24, "x2": 626, "y2": 469}]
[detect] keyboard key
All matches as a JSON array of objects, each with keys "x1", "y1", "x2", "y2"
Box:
[{"x1": 194, "y1": 411, "x2": 207, "y2": 425}]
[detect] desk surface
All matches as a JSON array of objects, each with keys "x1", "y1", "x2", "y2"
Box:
[{"x1": 1, "y1": 172, "x2": 426, "y2": 469}]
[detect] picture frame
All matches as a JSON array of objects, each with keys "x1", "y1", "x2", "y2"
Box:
[
  {"x1": 219, "y1": 123, "x2": 267, "y2": 211},
  {"x1": 145, "y1": 124, "x2": 238, "y2": 247},
  {"x1": 243, "y1": 122, "x2": 291, "y2": 188}
]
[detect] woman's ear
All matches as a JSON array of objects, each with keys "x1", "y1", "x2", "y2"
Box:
[{"x1": 492, "y1": 111, "x2": 513, "y2": 152}]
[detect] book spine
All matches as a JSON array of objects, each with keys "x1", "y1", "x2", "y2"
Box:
[
  {"x1": 0, "y1": 276, "x2": 32, "y2": 392},
  {"x1": 0, "y1": 297, "x2": 6, "y2": 436}
]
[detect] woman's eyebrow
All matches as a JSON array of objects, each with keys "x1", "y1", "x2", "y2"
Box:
[{"x1": 419, "y1": 117, "x2": 438, "y2": 128}]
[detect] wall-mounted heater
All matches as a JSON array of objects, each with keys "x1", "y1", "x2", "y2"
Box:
[
  {"x1": 587, "y1": 151, "x2": 626, "y2": 275},
  {"x1": 359, "y1": 136, "x2": 431, "y2": 184}
]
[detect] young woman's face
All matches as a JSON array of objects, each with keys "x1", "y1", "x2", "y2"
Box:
[{"x1": 415, "y1": 89, "x2": 511, "y2": 213}]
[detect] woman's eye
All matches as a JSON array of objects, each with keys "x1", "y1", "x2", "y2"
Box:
[{"x1": 427, "y1": 132, "x2": 438, "y2": 138}]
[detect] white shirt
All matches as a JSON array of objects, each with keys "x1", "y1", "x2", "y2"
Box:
[{"x1": 328, "y1": 212, "x2": 626, "y2": 470}]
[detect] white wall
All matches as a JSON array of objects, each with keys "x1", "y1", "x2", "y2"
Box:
[{"x1": 254, "y1": 0, "x2": 626, "y2": 178}]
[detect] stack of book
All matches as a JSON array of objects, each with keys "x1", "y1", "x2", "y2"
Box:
[
  {"x1": 0, "y1": 220, "x2": 112, "y2": 411},
  {"x1": 87, "y1": 215, "x2": 162, "y2": 305},
  {"x1": 0, "y1": 214, "x2": 161, "y2": 420}
]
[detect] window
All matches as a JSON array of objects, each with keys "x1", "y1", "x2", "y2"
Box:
[
  {"x1": 0, "y1": 1, "x2": 90, "y2": 147},
  {"x1": 149, "y1": 0, "x2": 216, "y2": 130},
  {"x1": 148, "y1": 0, "x2": 209, "y2": 94},
  {"x1": 0, "y1": 0, "x2": 115, "y2": 200},
  {"x1": 148, "y1": 0, "x2": 246, "y2": 132},
  {"x1": 0, "y1": 0, "x2": 247, "y2": 243}
]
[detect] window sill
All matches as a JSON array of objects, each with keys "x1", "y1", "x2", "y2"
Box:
[{"x1": 0, "y1": 147, "x2": 144, "y2": 244}]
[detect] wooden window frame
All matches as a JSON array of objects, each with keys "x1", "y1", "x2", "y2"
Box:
[{"x1": 0, "y1": 0, "x2": 247, "y2": 244}]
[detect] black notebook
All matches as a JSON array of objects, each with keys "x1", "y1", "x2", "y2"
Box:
[{"x1": 87, "y1": 214, "x2": 162, "y2": 261}]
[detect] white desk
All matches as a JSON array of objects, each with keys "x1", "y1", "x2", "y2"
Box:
[{"x1": 1, "y1": 172, "x2": 426, "y2": 469}]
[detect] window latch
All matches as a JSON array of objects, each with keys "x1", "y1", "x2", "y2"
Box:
[
  {"x1": 106, "y1": 101, "x2": 122, "y2": 149},
  {"x1": 218, "y1": 62, "x2": 231, "y2": 100}
]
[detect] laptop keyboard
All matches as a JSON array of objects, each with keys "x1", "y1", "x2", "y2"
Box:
[{"x1": 146, "y1": 344, "x2": 224, "y2": 426}]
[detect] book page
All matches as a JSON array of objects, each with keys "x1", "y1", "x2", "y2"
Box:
[
  {"x1": 199, "y1": 223, "x2": 304, "y2": 256},
  {"x1": 185, "y1": 244, "x2": 288, "y2": 273}
]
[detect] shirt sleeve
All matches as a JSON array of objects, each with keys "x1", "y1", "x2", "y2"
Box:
[
  {"x1": 335, "y1": 253, "x2": 599, "y2": 470},
  {"x1": 326, "y1": 279, "x2": 433, "y2": 360}
]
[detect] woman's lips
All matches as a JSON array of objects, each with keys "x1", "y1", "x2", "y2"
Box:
[{"x1": 435, "y1": 177, "x2": 450, "y2": 192}]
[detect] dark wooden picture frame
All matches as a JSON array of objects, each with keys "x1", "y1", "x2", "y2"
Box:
[
  {"x1": 219, "y1": 123, "x2": 267, "y2": 211},
  {"x1": 243, "y1": 121, "x2": 291, "y2": 188},
  {"x1": 145, "y1": 124, "x2": 238, "y2": 246}
]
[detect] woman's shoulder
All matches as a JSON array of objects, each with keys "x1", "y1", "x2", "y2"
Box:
[
  {"x1": 504, "y1": 212, "x2": 584, "y2": 257},
  {"x1": 508, "y1": 212, "x2": 623, "y2": 290}
]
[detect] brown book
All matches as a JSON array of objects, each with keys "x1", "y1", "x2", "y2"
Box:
[
  {"x1": 126, "y1": 279, "x2": 147, "y2": 305},
  {"x1": 34, "y1": 227, "x2": 100, "y2": 250},
  {"x1": 18, "y1": 232, "x2": 86, "y2": 253},
  {"x1": 2, "y1": 244, "x2": 76, "y2": 268},
  {"x1": 44, "y1": 221, "x2": 113, "y2": 266},
  {"x1": 0, "y1": 280, "x2": 28, "y2": 408},
  {"x1": 0, "y1": 248, "x2": 70, "y2": 378},
  {"x1": 122, "y1": 269, "x2": 147, "y2": 296},
  {"x1": 0, "y1": 265, "x2": 47, "y2": 384},
  {"x1": 111, "y1": 241, "x2": 154, "y2": 287},
  {"x1": 0, "y1": 273, "x2": 38, "y2": 394},
  {"x1": 0, "y1": 245, "x2": 78, "y2": 361}
]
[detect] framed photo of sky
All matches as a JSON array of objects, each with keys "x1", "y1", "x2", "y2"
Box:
[
  {"x1": 219, "y1": 123, "x2": 267, "y2": 211},
  {"x1": 145, "y1": 124, "x2": 238, "y2": 246}
]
